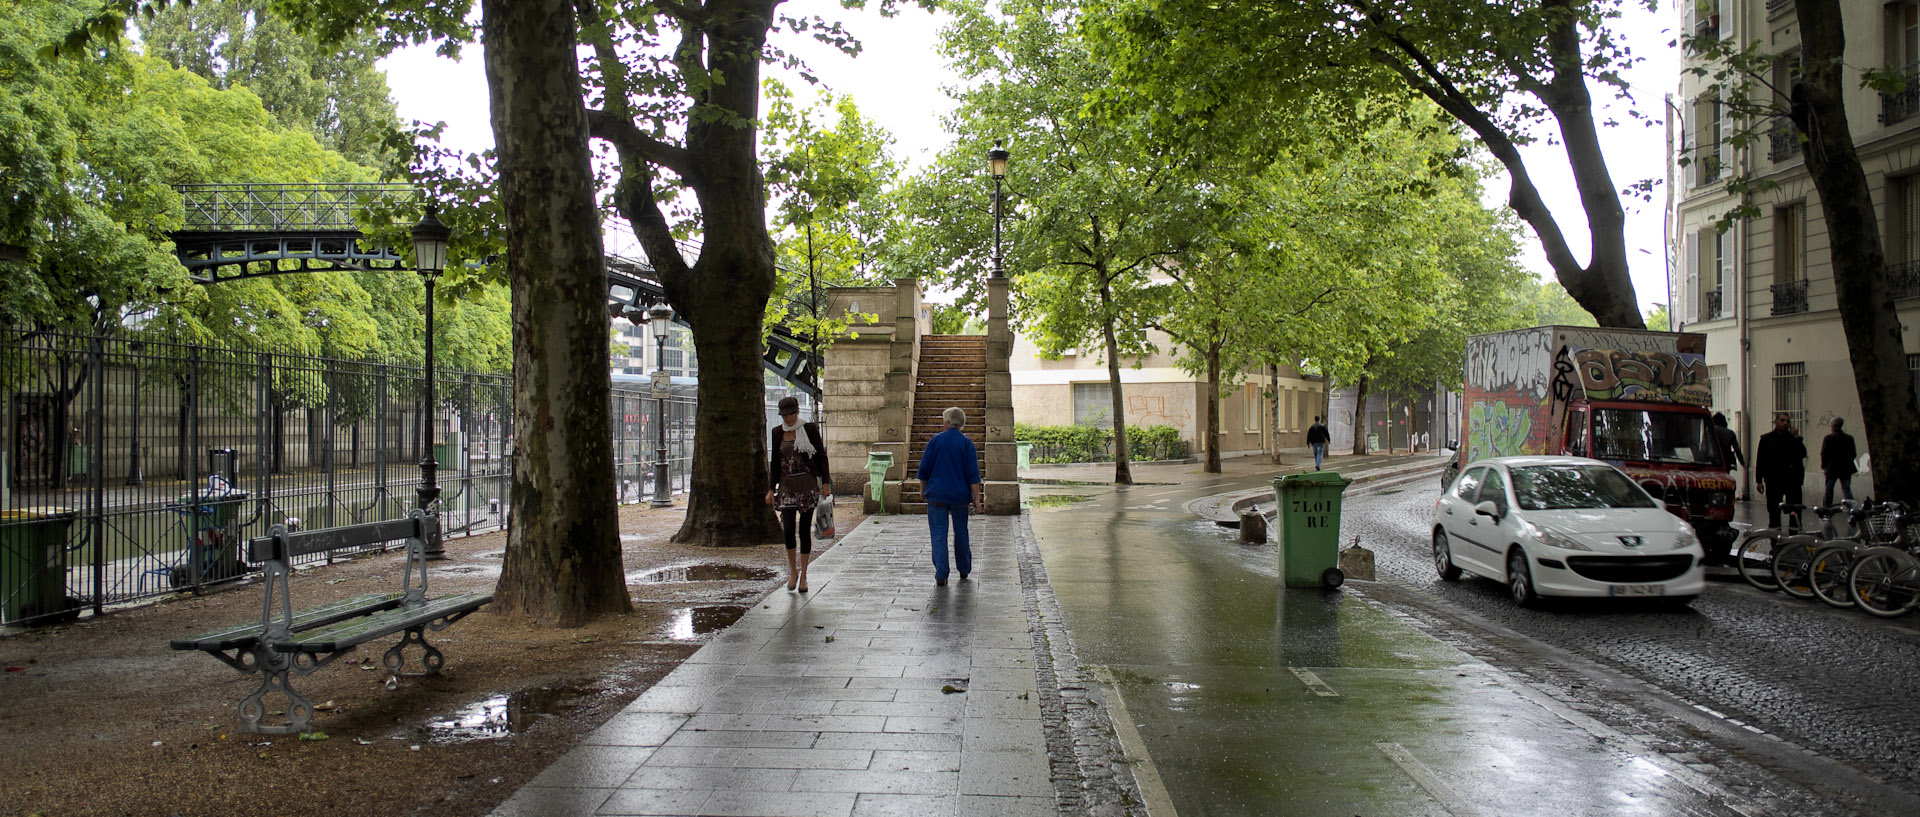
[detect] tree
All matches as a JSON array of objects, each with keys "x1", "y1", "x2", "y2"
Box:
[
  {"x1": 891, "y1": 0, "x2": 1212, "y2": 484},
  {"x1": 1083, "y1": 0, "x2": 1652, "y2": 328},
  {"x1": 1644, "y1": 301, "x2": 1670, "y2": 332},
  {"x1": 1521, "y1": 278, "x2": 1599, "y2": 327},
  {"x1": 137, "y1": 0, "x2": 401, "y2": 167},
  {"x1": 1682, "y1": 0, "x2": 1920, "y2": 504}
]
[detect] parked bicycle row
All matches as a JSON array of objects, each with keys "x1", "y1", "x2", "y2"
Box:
[{"x1": 1732, "y1": 499, "x2": 1920, "y2": 618}]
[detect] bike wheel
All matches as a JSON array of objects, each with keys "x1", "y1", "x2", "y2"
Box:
[
  {"x1": 1807, "y1": 545, "x2": 1857, "y2": 608},
  {"x1": 1772, "y1": 537, "x2": 1819, "y2": 599},
  {"x1": 1849, "y1": 551, "x2": 1920, "y2": 619},
  {"x1": 1734, "y1": 530, "x2": 1781, "y2": 591}
]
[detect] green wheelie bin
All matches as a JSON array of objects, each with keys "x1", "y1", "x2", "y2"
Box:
[
  {"x1": 1273, "y1": 471, "x2": 1353, "y2": 588},
  {"x1": 1, "y1": 508, "x2": 79, "y2": 624}
]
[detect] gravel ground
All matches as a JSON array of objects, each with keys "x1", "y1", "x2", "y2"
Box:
[{"x1": 0, "y1": 496, "x2": 864, "y2": 817}]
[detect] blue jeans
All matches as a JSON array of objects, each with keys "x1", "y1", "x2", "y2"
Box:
[
  {"x1": 1311, "y1": 442, "x2": 1326, "y2": 470},
  {"x1": 928, "y1": 502, "x2": 972, "y2": 581}
]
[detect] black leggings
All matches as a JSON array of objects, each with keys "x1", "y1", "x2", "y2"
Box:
[{"x1": 780, "y1": 508, "x2": 815, "y2": 554}]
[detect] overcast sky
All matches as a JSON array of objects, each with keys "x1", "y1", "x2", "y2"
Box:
[{"x1": 378, "y1": 3, "x2": 1680, "y2": 314}]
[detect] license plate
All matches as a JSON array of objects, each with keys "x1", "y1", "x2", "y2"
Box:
[{"x1": 1609, "y1": 584, "x2": 1666, "y2": 597}]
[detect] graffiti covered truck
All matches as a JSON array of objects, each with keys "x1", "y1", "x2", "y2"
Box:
[{"x1": 1450, "y1": 326, "x2": 1737, "y2": 554}]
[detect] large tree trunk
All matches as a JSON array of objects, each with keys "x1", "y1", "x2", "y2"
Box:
[
  {"x1": 1350, "y1": 375, "x2": 1370, "y2": 456},
  {"x1": 1791, "y1": 0, "x2": 1920, "y2": 505},
  {"x1": 1204, "y1": 343, "x2": 1222, "y2": 473},
  {"x1": 484, "y1": 0, "x2": 630, "y2": 626},
  {"x1": 1099, "y1": 277, "x2": 1133, "y2": 485}
]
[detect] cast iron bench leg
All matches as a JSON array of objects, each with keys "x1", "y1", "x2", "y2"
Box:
[
  {"x1": 238, "y1": 649, "x2": 315, "y2": 735},
  {"x1": 382, "y1": 626, "x2": 445, "y2": 677}
]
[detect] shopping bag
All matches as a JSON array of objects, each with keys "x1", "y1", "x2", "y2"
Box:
[{"x1": 814, "y1": 495, "x2": 836, "y2": 540}]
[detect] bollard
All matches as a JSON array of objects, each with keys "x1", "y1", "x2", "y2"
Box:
[{"x1": 1338, "y1": 536, "x2": 1376, "y2": 581}]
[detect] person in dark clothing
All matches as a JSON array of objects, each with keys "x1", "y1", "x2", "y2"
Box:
[
  {"x1": 917, "y1": 406, "x2": 982, "y2": 585},
  {"x1": 1306, "y1": 416, "x2": 1331, "y2": 470},
  {"x1": 766, "y1": 396, "x2": 830, "y2": 592},
  {"x1": 1754, "y1": 413, "x2": 1806, "y2": 529},
  {"x1": 1711, "y1": 412, "x2": 1745, "y2": 471},
  {"x1": 1821, "y1": 417, "x2": 1857, "y2": 507}
]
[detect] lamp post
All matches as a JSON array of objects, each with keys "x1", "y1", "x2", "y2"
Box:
[
  {"x1": 411, "y1": 206, "x2": 451, "y2": 557},
  {"x1": 649, "y1": 303, "x2": 674, "y2": 508},
  {"x1": 988, "y1": 139, "x2": 1009, "y2": 278}
]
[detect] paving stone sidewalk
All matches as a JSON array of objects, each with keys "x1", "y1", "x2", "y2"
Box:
[{"x1": 490, "y1": 513, "x2": 1098, "y2": 817}]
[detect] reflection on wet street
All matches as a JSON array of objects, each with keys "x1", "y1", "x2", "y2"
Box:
[
  {"x1": 427, "y1": 682, "x2": 604, "y2": 743},
  {"x1": 1029, "y1": 477, "x2": 1750, "y2": 817}
]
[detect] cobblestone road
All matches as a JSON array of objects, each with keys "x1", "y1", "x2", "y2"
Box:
[{"x1": 1340, "y1": 483, "x2": 1920, "y2": 810}]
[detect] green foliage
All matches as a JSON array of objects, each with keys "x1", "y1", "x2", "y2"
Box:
[
  {"x1": 1014, "y1": 422, "x2": 1188, "y2": 463},
  {"x1": 1644, "y1": 301, "x2": 1671, "y2": 332},
  {"x1": 1523, "y1": 279, "x2": 1600, "y2": 328}
]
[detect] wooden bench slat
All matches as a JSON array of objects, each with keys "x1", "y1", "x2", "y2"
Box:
[
  {"x1": 167, "y1": 593, "x2": 406, "y2": 651},
  {"x1": 272, "y1": 594, "x2": 492, "y2": 653}
]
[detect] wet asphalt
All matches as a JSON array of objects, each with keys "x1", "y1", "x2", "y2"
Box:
[{"x1": 1027, "y1": 466, "x2": 1920, "y2": 817}]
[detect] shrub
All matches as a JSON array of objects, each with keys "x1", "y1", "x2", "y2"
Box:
[{"x1": 1014, "y1": 423, "x2": 1189, "y2": 464}]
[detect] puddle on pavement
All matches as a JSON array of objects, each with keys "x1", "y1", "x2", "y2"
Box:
[
  {"x1": 665, "y1": 605, "x2": 749, "y2": 640},
  {"x1": 1023, "y1": 494, "x2": 1093, "y2": 509},
  {"x1": 632, "y1": 564, "x2": 777, "y2": 584},
  {"x1": 425, "y1": 682, "x2": 603, "y2": 743}
]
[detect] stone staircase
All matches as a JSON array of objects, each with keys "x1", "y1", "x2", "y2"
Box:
[{"x1": 901, "y1": 335, "x2": 987, "y2": 512}]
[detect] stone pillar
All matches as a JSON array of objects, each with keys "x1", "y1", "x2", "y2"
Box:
[
  {"x1": 983, "y1": 277, "x2": 1020, "y2": 514},
  {"x1": 823, "y1": 284, "x2": 912, "y2": 512}
]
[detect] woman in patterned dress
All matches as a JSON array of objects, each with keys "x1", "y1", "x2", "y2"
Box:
[{"x1": 766, "y1": 396, "x2": 830, "y2": 592}]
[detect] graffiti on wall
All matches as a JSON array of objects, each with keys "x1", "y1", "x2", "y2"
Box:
[
  {"x1": 1466, "y1": 400, "x2": 1539, "y2": 462},
  {"x1": 1464, "y1": 328, "x2": 1555, "y2": 402},
  {"x1": 1128, "y1": 395, "x2": 1190, "y2": 428}
]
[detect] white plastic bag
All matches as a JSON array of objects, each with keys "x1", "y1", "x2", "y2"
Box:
[{"x1": 814, "y1": 495, "x2": 836, "y2": 540}]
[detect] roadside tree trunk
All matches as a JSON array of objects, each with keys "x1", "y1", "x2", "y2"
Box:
[
  {"x1": 1788, "y1": 0, "x2": 1920, "y2": 505},
  {"x1": 1099, "y1": 276, "x2": 1133, "y2": 485},
  {"x1": 1203, "y1": 342, "x2": 1222, "y2": 473},
  {"x1": 484, "y1": 0, "x2": 630, "y2": 626},
  {"x1": 1350, "y1": 375, "x2": 1371, "y2": 456}
]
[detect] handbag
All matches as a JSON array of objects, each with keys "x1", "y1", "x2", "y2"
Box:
[{"x1": 814, "y1": 495, "x2": 836, "y2": 540}]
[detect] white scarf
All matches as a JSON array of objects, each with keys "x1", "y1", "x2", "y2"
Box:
[{"x1": 781, "y1": 418, "x2": 816, "y2": 456}]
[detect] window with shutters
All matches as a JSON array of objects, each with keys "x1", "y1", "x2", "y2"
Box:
[
  {"x1": 1885, "y1": 2, "x2": 1920, "y2": 123},
  {"x1": 1691, "y1": 95, "x2": 1723, "y2": 185},
  {"x1": 1771, "y1": 205, "x2": 1808, "y2": 315},
  {"x1": 1710, "y1": 365, "x2": 1729, "y2": 413},
  {"x1": 1890, "y1": 177, "x2": 1920, "y2": 298},
  {"x1": 1072, "y1": 382, "x2": 1114, "y2": 428},
  {"x1": 1695, "y1": 226, "x2": 1726, "y2": 320},
  {"x1": 1773, "y1": 362, "x2": 1807, "y2": 427},
  {"x1": 1243, "y1": 384, "x2": 1260, "y2": 432}
]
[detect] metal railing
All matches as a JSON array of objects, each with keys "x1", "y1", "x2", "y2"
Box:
[
  {"x1": 1882, "y1": 65, "x2": 1920, "y2": 126},
  {"x1": 176, "y1": 183, "x2": 416, "y2": 232},
  {"x1": 1703, "y1": 289, "x2": 1724, "y2": 321},
  {"x1": 0, "y1": 329, "x2": 709, "y2": 625},
  {"x1": 1771, "y1": 280, "x2": 1809, "y2": 315},
  {"x1": 1769, "y1": 119, "x2": 1802, "y2": 163},
  {"x1": 1889, "y1": 260, "x2": 1920, "y2": 300}
]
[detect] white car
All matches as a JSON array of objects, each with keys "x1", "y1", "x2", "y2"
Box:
[{"x1": 1432, "y1": 456, "x2": 1705, "y2": 606}]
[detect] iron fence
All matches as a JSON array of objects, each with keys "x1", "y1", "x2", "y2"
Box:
[{"x1": 0, "y1": 328, "x2": 703, "y2": 625}]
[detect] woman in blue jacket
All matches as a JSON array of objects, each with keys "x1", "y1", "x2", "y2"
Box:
[{"x1": 917, "y1": 406, "x2": 982, "y2": 585}]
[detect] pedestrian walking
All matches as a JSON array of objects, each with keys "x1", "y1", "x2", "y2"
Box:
[
  {"x1": 1712, "y1": 412, "x2": 1745, "y2": 472},
  {"x1": 1754, "y1": 413, "x2": 1806, "y2": 530},
  {"x1": 1306, "y1": 416, "x2": 1330, "y2": 470},
  {"x1": 917, "y1": 406, "x2": 982, "y2": 586},
  {"x1": 766, "y1": 396, "x2": 830, "y2": 593},
  {"x1": 1821, "y1": 417, "x2": 1857, "y2": 507}
]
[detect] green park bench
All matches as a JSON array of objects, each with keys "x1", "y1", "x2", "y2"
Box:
[{"x1": 168, "y1": 512, "x2": 491, "y2": 734}]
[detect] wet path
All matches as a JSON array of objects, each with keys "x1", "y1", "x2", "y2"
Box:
[{"x1": 1028, "y1": 475, "x2": 1757, "y2": 817}]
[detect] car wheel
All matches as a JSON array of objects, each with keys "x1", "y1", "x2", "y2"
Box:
[
  {"x1": 1432, "y1": 529, "x2": 1462, "y2": 582},
  {"x1": 1507, "y1": 549, "x2": 1538, "y2": 607}
]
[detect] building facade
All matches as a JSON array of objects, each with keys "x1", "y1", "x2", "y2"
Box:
[
  {"x1": 1671, "y1": 0, "x2": 1920, "y2": 491},
  {"x1": 1009, "y1": 331, "x2": 1325, "y2": 461}
]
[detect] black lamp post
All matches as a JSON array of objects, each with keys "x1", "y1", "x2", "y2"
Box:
[
  {"x1": 988, "y1": 139, "x2": 1009, "y2": 278},
  {"x1": 649, "y1": 303, "x2": 673, "y2": 508},
  {"x1": 411, "y1": 206, "x2": 451, "y2": 556}
]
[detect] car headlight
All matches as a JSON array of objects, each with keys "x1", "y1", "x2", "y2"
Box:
[
  {"x1": 1524, "y1": 520, "x2": 1592, "y2": 551},
  {"x1": 1673, "y1": 526, "x2": 1700, "y2": 551},
  {"x1": 1707, "y1": 491, "x2": 1731, "y2": 507}
]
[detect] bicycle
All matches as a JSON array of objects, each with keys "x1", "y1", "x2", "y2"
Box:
[
  {"x1": 1807, "y1": 501, "x2": 1901, "y2": 609},
  {"x1": 1771, "y1": 501, "x2": 1855, "y2": 599},
  {"x1": 1732, "y1": 502, "x2": 1806, "y2": 591},
  {"x1": 1848, "y1": 509, "x2": 1920, "y2": 618}
]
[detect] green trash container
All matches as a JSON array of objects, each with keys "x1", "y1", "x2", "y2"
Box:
[
  {"x1": 0, "y1": 508, "x2": 78, "y2": 624},
  {"x1": 170, "y1": 484, "x2": 249, "y2": 587},
  {"x1": 1273, "y1": 471, "x2": 1352, "y2": 588},
  {"x1": 865, "y1": 451, "x2": 895, "y2": 502}
]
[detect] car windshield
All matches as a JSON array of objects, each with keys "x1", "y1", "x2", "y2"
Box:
[
  {"x1": 1588, "y1": 408, "x2": 1723, "y2": 466},
  {"x1": 1509, "y1": 465, "x2": 1660, "y2": 511}
]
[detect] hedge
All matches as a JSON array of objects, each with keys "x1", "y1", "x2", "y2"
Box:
[{"x1": 1014, "y1": 423, "x2": 1189, "y2": 464}]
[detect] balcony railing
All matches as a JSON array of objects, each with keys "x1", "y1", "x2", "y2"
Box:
[
  {"x1": 1769, "y1": 119, "x2": 1802, "y2": 163},
  {"x1": 1882, "y1": 64, "x2": 1920, "y2": 126},
  {"x1": 1702, "y1": 289, "x2": 1724, "y2": 321},
  {"x1": 1890, "y1": 260, "x2": 1920, "y2": 300},
  {"x1": 1766, "y1": 0, "x2": 1794, "y2": 18},
  {"x1": 1771, "y1": 280, "x2": 1809, "y2": 315}
]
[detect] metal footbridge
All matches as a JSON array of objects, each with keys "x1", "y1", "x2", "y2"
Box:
[{"x1": 169, "y1": 183, "x2": 820, "y2": 397}]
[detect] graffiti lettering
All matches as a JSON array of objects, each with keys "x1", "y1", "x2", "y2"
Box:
[
  {"x1": 1568, "y1": 348, "x2": 1710, "y2": 405},
  {"x1": 1465, "y1": 328, "x2": 1552, "y2": 401}
]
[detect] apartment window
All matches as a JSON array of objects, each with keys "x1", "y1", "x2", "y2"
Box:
[
  {"x1": 664, "y1": 348, "x2": 683, "y2": 370},
  {"x1": 1775, "y1": 204, "x2": 1805, "y2": 285},
  {"x1": 1072, "y1": 382, "x2": 1114, "y2": 428},
  {"x1": 1710, "y1": 365, "x2": 1729, "y2": 412},
  {"x1": 1688, "y1": 0, "x2": 1722, "y2": 47},
  {"x1": 1685, "y1": 226, "x2": 1727, "y2": 321},
  {"x1": 1243, "y1": 385, "x2": 1260, "y2": 432},
  {"x1": 1690, "y1": 96, "x2": 1724, "y2": 185},
  {"x1": 1885, "y1": 2, "x2": 1920, "y2": 123},
  {"x1": 1774, "y1": 362, "x2": 1807, "y2": 427}
]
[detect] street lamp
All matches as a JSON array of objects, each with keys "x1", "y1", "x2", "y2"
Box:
[
  {"x1": 988, "y1": 139, "x2": 1009, "y2": 278},
  {"x1": 649, "y1": 303, "x2": 673, "y2": 508},
  {"x1": 411, "y1": 205, "x2": 451, "y2": 557}
]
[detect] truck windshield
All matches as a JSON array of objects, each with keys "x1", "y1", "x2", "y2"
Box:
[{"x1": 1589, "y1": 408, "x2": 1724, "y2": 467}]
